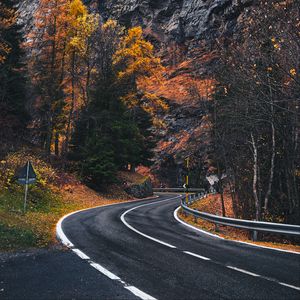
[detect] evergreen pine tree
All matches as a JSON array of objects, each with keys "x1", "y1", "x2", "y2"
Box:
[
  {"x1": 70, "y1": 23, "x2": 158, "y2": 185},
  {"x1": 0, "y1": 0, "x2": 28, "y2": 154}
]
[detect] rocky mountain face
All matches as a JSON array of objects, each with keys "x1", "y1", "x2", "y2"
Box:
[
  {"x1": 97, "y1": 0, "x2": 252, "y2": 43},
  {"x1": 19, "y1": 0, "x2": 253, "y2": 187},
  {"x1": 94, "y1": 0, "x2": 253, "y2": 186}
]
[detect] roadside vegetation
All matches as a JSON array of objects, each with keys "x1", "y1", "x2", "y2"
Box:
[
  {"x1": 210, "y1": 1, "x2": 299, "y2": 224},
  {"x1": 179, "y1": 193, "x2": 300, "y2": 253},
  {"x1": 0, "y1": 150, "x2": 145, "y2": 251}
]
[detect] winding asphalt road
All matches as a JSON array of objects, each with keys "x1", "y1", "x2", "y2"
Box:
[{"x1": 60, "y1": 193, "x2": 300, "y2": 300}]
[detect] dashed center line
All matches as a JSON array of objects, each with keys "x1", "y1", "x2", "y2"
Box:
[
  {"x1": 56, "y1": 197, "x2": 162, "y2": 300},
  {"x1": 278, "y1": 282, "x2": 300, "y2": 291},
  {"x1": 226, "y1": 265, "x2": 300, "y2": 291},
  {"x1": 183, "y1": 251, "x2": 211, "y2": 261},
  {"x1": 226, "y1": 266, "x2": 260, "y2": 277},
  {"x1": 57, "y1": 194, "x2": 300, "y2": 296},
  {"x1": 122, "y1": 195, "x2": 300, "y2": 292},
  {"x1": 120, "y1": 195, "x2": 181, "y2": 249}
]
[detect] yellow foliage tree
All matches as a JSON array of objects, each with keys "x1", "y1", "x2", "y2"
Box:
[
  {"x1": 66, "y1": 0, "x2": 98, "y2": 56},
  {"x1": 113, "y1": 26, "x2": 163, "y2": 81},
  {"x1": 63, "y1": 0, "x2": 99, "y2": 156},
  {"x1": 113, "y1": 26, "x2": 167, "y2": 122}
]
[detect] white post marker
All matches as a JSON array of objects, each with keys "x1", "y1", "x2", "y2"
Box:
[
  {"x1": 23, "y1": 161, "x2": 30, "y2": 214},
  {"x1": 17, "y1": 161, "x2": 37, "y2": 214}
]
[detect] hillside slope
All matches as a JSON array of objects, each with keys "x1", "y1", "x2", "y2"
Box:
[
  {"x1": 0, "y1": 150, "x2": 149, "y2": 251},
  {"x1": 19, "y1": 0, "x2": 253, "y2": 186}
]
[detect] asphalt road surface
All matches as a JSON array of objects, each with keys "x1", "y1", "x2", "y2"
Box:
[
  {"x1": 60, "y1": 193, "x2": 300, "y2": 300},
  {"x1": 1, "y1": 193, "x2": 299, "y2": 300}
]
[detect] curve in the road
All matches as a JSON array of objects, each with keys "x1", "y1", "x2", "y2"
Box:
[
  {"x1": 120, "y1": 195, "x2": 182, "y2": 249},
  {"x1": 121, "y1": 197, "x2": 300, "y2": 292},
  {"x1": 57, "y1": 197, "x2": 160, "y2": 300},
  {"x1": 57, "y1": 194, "x2": 300, "y2": 300}
]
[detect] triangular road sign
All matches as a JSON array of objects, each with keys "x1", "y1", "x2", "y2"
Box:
[{"x1": 17, "y1": 161, "x2": 37, "y2": 185}]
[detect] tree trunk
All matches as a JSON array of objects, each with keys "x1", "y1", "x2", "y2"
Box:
[
  {"x1": 55, "y1": 131, "x2": 59, "y2": 156},
  {"x1": 64, "y1": 51, "x2": 76, "y2": 159},
  {"x1": 251, "y1": 133, "x2": 261, "y2": 221},
  {"x1": 263, "y1": 122, "x2": 275, "y2": 212},
  {"x1": 45, "y1": 115, "x2": 53, "y2": 155},
  {"x1": 217, "y1": 161, "x2": 226, "y2": 217}
]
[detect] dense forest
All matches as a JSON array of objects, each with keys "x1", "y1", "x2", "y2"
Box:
[
  {"x1": 1, "y1": 0, "x2": 163, "y2": 186},
  {"x1": 0, "y1": 0, "x2": 299, "y2": 224},
  {"x1": 211, "y1": 1, "x2": 299, "y2": 223}
]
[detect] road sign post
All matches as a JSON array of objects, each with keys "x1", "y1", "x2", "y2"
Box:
[
  {"x1": 17, "y1": 161, "x2": 37, "y2": 214},
  {"x1": 23, "y1": 161, "x2": 29, "y2": 213},
  {"x1": 185, "y1": 157, "x2": 189, "y2": 205}
]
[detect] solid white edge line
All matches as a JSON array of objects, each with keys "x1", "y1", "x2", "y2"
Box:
[
  {"x1": 120, "y1": 195, "x2": 182, "y2": 249},
  {"x1": 72, "y1": 248, "x2": 90, "y2": 260},
  {"x1": 278, "y1": 282, "x2": 300, "y2": 291},
  {"x1": 124, "y1": 286, "x2": 157, "y2": 300},
  {"x1": 183, "y1": 251, "x2": 211, "y2": 261},
  {"x1": 174, "y1": 206, "x2": 300, "y2": 255},
  {"x1": 56, "y1": 195, "x2": 160, "y2": 246},
  {"x1": 57, "y1": 194, "x2": 300, "y2": 295},
  {"x1": 56, "y1": 194, "x2": 161, "y2": 300},
  {"x1": 173, "y1": 206, "x2": 223, "y2": 239},
  {"x1": 226, "y1": 266, "x2": 260, "y2": 277}
]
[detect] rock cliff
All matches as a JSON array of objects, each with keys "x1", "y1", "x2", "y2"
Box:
[
  {"x1": 95, "y1": 0, "x2": 252, "y2": 50},
  {"x1": 19, "y1": 0, "x2": 253, "y2": 187},
  {"x1": 93, "y1": 0, "x2": 253, "y2": 186}
]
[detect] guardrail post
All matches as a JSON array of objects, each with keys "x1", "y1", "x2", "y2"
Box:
[
  {"x1": 215, "y1": 223, "x2": 219, "y2": 232},
  {"x1": 181, "y1": 199, "x2": 187, "y2": 217},
  {"x1": 252, "y1": 230, "x2": 258, "y2": 241}
]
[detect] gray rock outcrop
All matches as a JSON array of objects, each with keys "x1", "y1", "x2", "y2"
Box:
[{"x1": 125, "y1": 178, "x2": 153, "y2": 198}]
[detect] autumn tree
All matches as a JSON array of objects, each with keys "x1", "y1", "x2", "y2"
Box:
[
  {"x1": 70, "y1": 23, "x2": 161, "y2": 184},
  {"x1": 62, "y1": 0, "x2": 98, "y2": 158},
  {"x1": 113, "y1": 26, "x2": 165, "y2": 170},
  {"x1": 25, "y1": 0, "x2": 69, "y2": 154},
  {"x1": 26, "y1": 0, "x2": 97, "y2": 157},
  {"x1": 212, "y1": 0, "x2": 299, "y2": 224}
]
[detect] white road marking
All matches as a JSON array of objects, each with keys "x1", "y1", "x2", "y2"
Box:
[
  {"x1": 278, "y1": 282, "x2": 300, "y2": 291},
  {"x1": 227, "y1": 266, "x2": 300, "y2": 291},
  {"x1": 125, "y1": 286, "x2": 157, "y2": 300},
  {"x1": 72, "y1": 249, "x2": 90, "y2": 260},
  {"x1": 122, "y1": 196, "x2": 300, "y2": 292},
  {"x1": 56, "y1": 195, "x2": 161, "y2": 300},
  {"x1": 57, "y1": 194, "x2": 300, "y2": 295},
  {"x1": 183, "y1": 251, "x2": 211, "y2": 260},
  {"x1": 173, "y1": 206, "x2": 223, "y2": 239},
  {"x1": 226, "y1": 266, "x2": 260, "y2": 277},
  {"x1": 56, "y1": 215, "x2": 75, "y2": 248},
  {"x1": 120, "y1": 195, "x2": 182, "y2": 249},
  {"x1": 90, "y1": 262, "x2": 120, "y2": 280},
  {"x1": 174, "y1": 206, "x2": 300, "y2": 255}
]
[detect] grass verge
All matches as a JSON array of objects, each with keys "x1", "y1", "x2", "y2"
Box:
[{"x1": 0, "y1": 150, "x2": 138, "y2": 251}]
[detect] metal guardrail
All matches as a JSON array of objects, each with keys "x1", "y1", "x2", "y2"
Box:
[
  {"x1": 153, "y1": 188, "x2": 205, "y2": 193},
  {"x1": 180, "y1": 194, "x2": 300, "y2": 239}
]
